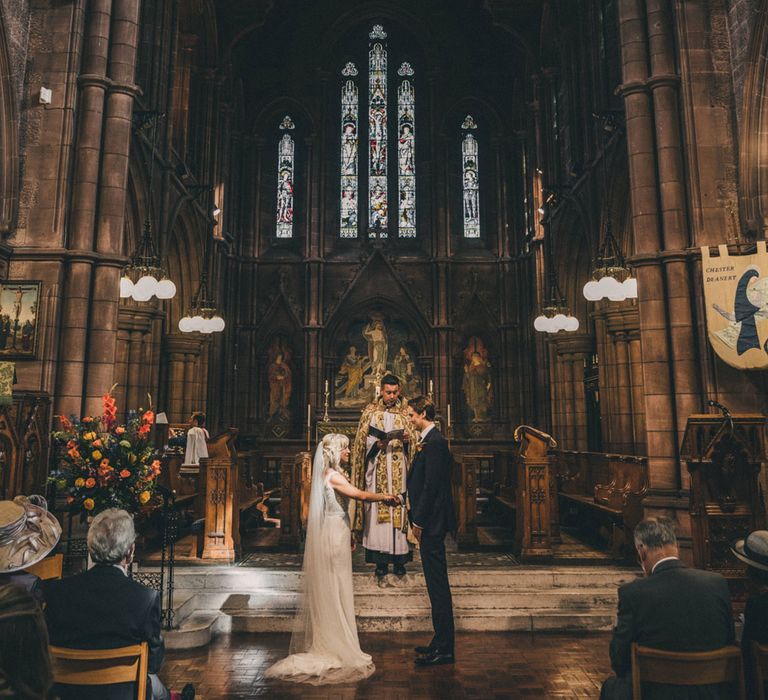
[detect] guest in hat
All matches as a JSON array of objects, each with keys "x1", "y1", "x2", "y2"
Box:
[
  {"x1": 732, "y1": 530, "x2": 768, "y2": 697},
  {"x1": 0, "y1": 583, "x2": 54, "y2": 699},
  {"x1": 0, "y1": 495, "x2": 61, "y2": 603}
]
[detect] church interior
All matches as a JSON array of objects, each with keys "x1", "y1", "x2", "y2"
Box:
[{"x1": 1, "y1": 0, "x2": 768, "y2": 697}]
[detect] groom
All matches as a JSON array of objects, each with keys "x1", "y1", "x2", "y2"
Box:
[{"x1": 402, "y1": 396, "x2": 457, "y2": 666}]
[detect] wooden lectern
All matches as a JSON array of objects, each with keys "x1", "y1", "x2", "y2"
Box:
[
  {"x1": 681, "y1": 413, "x2": 766, "y2": 578},
  {"x1": 514, "y1": 425, "x2": 557, "y2": 559},
  {"x1": 200, "y1": 428, "x2": 239, "y2": 561}
]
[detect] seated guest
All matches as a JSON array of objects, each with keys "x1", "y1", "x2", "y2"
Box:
[
  {"x1": 0, "y1": 495, "x2": 61, "y2": 603},
  {"x1": 731, "y1": 530, "x2": 768, "y2": 698},
  {"x1": 601, "y1": 517, "x2": 735, "y2": 700},
  {"x1": 43, "y1": 509, "x2": 194, "y2": 700},
  {"x1": 0, "y1": 584, "x2": 54, "y2": 699},
  {"x1": 182, "y1": 412, "x2": 208, "y2": 466}
]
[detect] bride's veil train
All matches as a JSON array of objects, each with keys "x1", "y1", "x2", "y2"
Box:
[{"x1": 264, "y1": 438, "x2": 375, "y2": 685}]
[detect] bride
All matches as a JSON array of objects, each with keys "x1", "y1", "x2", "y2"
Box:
[{"x1": 264, "y1": 433, "x2": 398, "y2": 685}]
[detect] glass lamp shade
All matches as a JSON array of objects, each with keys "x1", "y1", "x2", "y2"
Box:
[
  {"x1": 534, "y1": 314, "x2": 549, "y2": 332},
  {"x1": 622, "y1": 276, "x2": 638, "y2": 299},
  {"x1": 564, "y1": 315, "x2": 580, "y2": 332},
  {"x1": 134, "y1": 275, "x2": 159, "y2": 296},
  {"x1": 551, "y1": 313, "x2": 568, "y2": 331},
  {"x1": 155, "y1": 278, "x2": 177, "y2": 299},
  {"x1": 119, "y1": 276, "x2": 134, "y2": 298},
  {"x1": 597, "y1": 275, "x2": 623, "y2": 299},
  {"x1": 188, "y1": 314, "x2": 205, "y2": 332},
  {"x1": 209, "y1": 315, "x2": 225, "y2": 332},
  {"x1": 178, "y1": 316, "x2": 194, "y2": 332},
  {"x1": 583, "y1": 280, "x2": 601, "y2": 301},
  {"x1": 131, "y1": 285, "x2": 154, "y2": 302}
]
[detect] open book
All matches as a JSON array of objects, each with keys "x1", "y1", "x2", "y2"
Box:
[{"x1": 368, "y1": 426, "x2": 407, "y2": 444}]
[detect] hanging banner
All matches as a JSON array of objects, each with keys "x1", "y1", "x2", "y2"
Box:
[{"x1": 701, "y1": 242, "x2": 768, "y2": 370}]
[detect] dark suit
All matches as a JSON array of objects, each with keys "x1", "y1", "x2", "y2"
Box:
[
  {"x1": 601, "y1": 559, "x2": 735, "y2": 700},
  {"x1": 44, "y1": 565, "x2": 166, "y2": 700},
  {"x1": 406, "y1": 426, "x2": 457, "y2": 654},
  {"x1": 742, "y1": 591, "x2": 768, "y2": 698}
]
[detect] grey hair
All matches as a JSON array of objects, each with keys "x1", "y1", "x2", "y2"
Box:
[
  {"x1": 87, "y1": 508, "x2": 135, "y2": 564},
  {"x1": 634, "y1": 517, "x2": 677, "y2": 549},
  {"x1": 322, "y1": 433, "x2": 349, "y2": 471}
]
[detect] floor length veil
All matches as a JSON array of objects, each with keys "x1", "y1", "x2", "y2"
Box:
[{"x1": 264, "y1": 441, "x2": 374, "y2": 685}]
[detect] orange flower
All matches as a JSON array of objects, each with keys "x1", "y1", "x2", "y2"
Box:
[
  {"x1": 82, "y1": 416, "x2": 93, "y2": 423},
  {"x1": 120, "y1": 469, "x2": 131, "y2": 478},
  {"x1": 68, "y1": 448, "x2": 80, "y2": 459},
  {"x1": 83, "y1": 498, "x2": 95, "y2": 511},
  {"x1": 115, "y1": 426, "x2": 125, "y2": 435},
  {"x1": 66, "y1": 439, "x2": 76, "y2": 449},
  {"x1": 91, "y1": 450, "x2": 102, "y2": 461},
  {"x1": 74, "y1": 477, "x2": 85, "y2": 488},
  {"x1": 59, "y1": 415, "x2": 73, "y2": 431},
  {"x1": 92, "y1": 439, "x2": 103, "y2": 448},
  {"x1": 142, "y1": 410, "x2": 155, "y2": 425},
  {"x1": 100, "y1": 458, "x2": 110, "y2": 468},
  {"x1": 138, "y1": 424, "x2": 151, "y2": 438},
  {"x1": 85, "y1": 477, "x2": 96, "y2": 488}
]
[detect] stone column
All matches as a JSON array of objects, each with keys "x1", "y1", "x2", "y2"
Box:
[
  {"x1": 614, "y1": 333, "x2": 634, "y2": 454},
  {"x1": 55, "y1": 0, "x2": 113, "y2": 417},
  {"x1": 84, "y1": 0, "x2": 143, "y2": 414},
  {"x1": 618, "y1": 0, "x2": 680, "y2": 490},
  {"x1": 629, "y1": 332, "x2": 647, "y2": 455}
]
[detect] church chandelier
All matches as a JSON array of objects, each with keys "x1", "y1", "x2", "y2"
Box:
[
  {"x1": 582, "y1": 113, "x2": 637, "y2": 303},
  {"x1": 534, "y1": 270, "x2": 580, "y2": 334},
  {"x1": 179, "y1": 186, "x2": 225, "y2": 334},
  {"x1": 120, "y1": 111, "x2": 177, "y2": 302}
]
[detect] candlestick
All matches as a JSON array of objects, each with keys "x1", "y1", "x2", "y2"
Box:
[
  {"x1": 428, "y1": 379, "x2": 434, "y2": 401},
  {"x1": 447, "y1": 403, "x2": 452, "y2": 428},
  {"x1": 322, "y1": 380, "x2": 330, "y2": 422},
  {"x1": 324, "y1": 379, "x2": 329, "y2": 393}
]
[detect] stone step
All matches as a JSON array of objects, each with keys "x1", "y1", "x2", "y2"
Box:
[
  {"x1": 228, "y1": 609, "x2": 616, "y2": 633},
  {"x1": 165, "y1": 611, "x2": 221, "y2": 650},
  {"x1": 146, "y1": 565, "x2": 636, "y2": 593}
]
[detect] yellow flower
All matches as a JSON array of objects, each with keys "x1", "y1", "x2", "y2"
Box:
[
  {"x1": 83, "y1": 432, "x2": 96, "y2": 441},
  {"x1": 129, "y1": 453, "x2": 137, "y2": 464},
  {"x1": 74, "y1": 477, "x2": 85, "y2": 487},
  {"x1": 139, "y1": 491, "x2": 151, "y2": 505},
  {"x1": 92, "y1": 450, "x2": 102, "y2": 461},
  {"x1": 83, "y1": 498, "x2": 95, "y2": 511}
]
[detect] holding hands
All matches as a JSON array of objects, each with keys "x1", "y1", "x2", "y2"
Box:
[{"x1": 380, "y1": 493, "x2": 400, "y2": 507}]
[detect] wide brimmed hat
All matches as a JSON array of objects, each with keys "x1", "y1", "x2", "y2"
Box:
[
  {"x1": 731, "y1": 530, "x2": 768, "y2": 573},
  {"x1": 0, "y1": 495, "x2": 61, "y2": 573}
]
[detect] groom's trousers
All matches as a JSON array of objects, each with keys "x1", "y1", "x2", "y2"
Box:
[{"x1": 420, "y1": 533, "x2": 455, "y2": 654}]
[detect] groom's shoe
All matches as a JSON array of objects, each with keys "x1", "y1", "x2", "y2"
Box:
[
  {"x1": 394, "y1": 564, "x2": 407, "y2": 577},
  {"x1": 414, "y1": 645, "x2": 435, "y2": 654},
  {"x1": 415, "y1": 651, "x2": 455, "y2": 667},
  {"x1": 375, "y1": 565, "x2": 388, "y2": 578}
]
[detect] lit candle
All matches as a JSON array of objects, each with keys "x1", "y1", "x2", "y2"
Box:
[
  {"x1": 324, "y1": 379, "x2": 329, "y2": 393},
  {"x1": 447, "y1": 403, "x2": 452, "y2": 428},
  {"x1": 429, "y1": 379, "x2": 434, "y2": 395},
  {"x1": 307, "y1": 403, "x2": 311, "y2": 428}
]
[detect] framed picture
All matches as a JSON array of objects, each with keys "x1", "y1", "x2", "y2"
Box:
[{"x1": 0, "y1": 281, "x2": 41, "y2": 358}]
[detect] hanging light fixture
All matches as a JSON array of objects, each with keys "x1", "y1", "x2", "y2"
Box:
[
  {"x1": 120, "y1": 112, "x2": 176, "y2": 302},
  {"x1": 179, "y1": 187, "x2": 225, "y2": 334},
  {"x1": 534, "y1": 271, "x2": 580, "y2": 334},
  {"x1": 583, "y1": 113, "x2": 637, "y2": 303},
  {"x1": 582, "y1": 219, "x2": 637, "y2": 302}
]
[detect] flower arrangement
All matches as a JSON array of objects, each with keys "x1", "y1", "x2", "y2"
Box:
[{"x1": 50, "y1": 389, "x2": 161, "y2": 517}]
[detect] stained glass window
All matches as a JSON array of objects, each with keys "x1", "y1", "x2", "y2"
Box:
[
  {"x1": 397, "y1": 62, "x2": 415, "y2": 238},
  {"x1": 368, "y1": 27, "x2": 388, "y2": 235},
  {"x1": 340, "y1": 65, "x2": 359, "y2": 238},
  {"x1": 462, "y1": 116, "x2": 480, "y2": 238},
  {"x1": 276, "y1": 116, "x2": 295, "y2": 239}
]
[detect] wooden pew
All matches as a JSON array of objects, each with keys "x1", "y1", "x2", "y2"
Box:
[{"x1": 555, "y1": 450, "x2": 648, "y2": 558}]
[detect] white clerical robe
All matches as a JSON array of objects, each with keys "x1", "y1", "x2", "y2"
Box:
[
  {"x1": 183, "y1": 426, "x2": 209, "y2": 466},
  {"x1": 362, "y1": 408, "x2": 409, "y2": 556}
]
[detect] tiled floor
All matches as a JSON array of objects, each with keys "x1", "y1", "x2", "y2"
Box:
[{"x1": 160, "y1": 631, "x2": 613, "y2": 699}]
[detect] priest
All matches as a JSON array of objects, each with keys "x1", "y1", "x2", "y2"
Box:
[{"x1": 350, "y1": 374, "x2": 418, "y2": 578}]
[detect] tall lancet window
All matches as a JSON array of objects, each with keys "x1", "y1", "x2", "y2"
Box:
[
  {"x1": 397, "y1": 62, "x2": 416, "y2": 238},
  {"x1": 276, "y1": 115, "x2": 295, "y2": 238},
  {"x1": 461, "y1": 115, "x2": 480, "y2": 238},
  {"x1": 340, "y1": 63, "x2": 359, "y2": 238},
  {"x1": 368, "y1": 25, "x2": 388, "y2": 235}
]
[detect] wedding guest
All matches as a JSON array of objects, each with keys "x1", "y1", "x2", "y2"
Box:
[
  {"x1": 182, "y1": 412, "x2": 209, "y2": 466},
  {"x1": 0, "y1": 584, "x2": 54, "y2": 699},
  {"x1": 601, "y1": 517, "x2": 735, "y2": 700},
  {"x1": 731, "y1": 529, "x2": 768, "y2": 698},
  {"x1": 43, "y1": 508, "x2": 194, "y2": 700},
  {"x1": 0, "y1": 495, "x2": 61, "y2": 603}
]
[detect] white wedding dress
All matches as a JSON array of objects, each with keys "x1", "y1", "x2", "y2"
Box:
[{"x1": 264, "y1": 447, "x2": 375, "y2": 685}]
